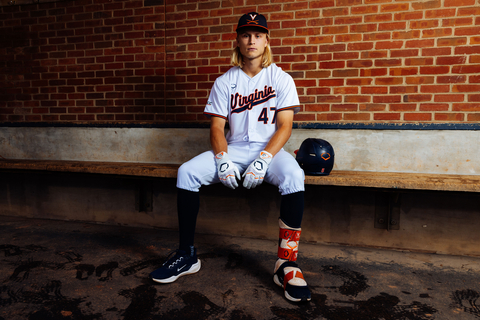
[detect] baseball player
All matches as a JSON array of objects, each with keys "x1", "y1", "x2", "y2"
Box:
[{"x1": 150, "y1": 12, "x2": 311, "y2": 302}]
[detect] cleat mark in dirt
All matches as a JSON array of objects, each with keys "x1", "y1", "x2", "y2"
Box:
[
  {"x1": 75, "y1": 262, "x2": 118, "y2": 281},
  {"x1": 9, "y1": 260, "x2": 43, "y2": 282},
  {"x1": 0, "y1": 285, "x2": 14, "y2": 307},
  {"x1": 160, "y1": 291, "x2": 225, "y2": 320},
  {"x1": 11, "y1": 280, "x2": 64, "y2": 304},
  {"x1": 322, "y1": 265, "x2": 370, "y2": 297},
  {"x1": 95, "y1": 261, "x2": 118, "y2": 281},
  {"x1": 76, "y1": 264, "x2": 95, "y2": 280},
  {"x1": 0, "y1": 244, "x2": 22, "y2": 257},
  {"x1": 451, "y1": 289, "x2": 480, "y2": 318},
  {"x1": 3, "y1": 279, "x2": 103, "y2": 319},
  {"x1": 271, "y1": 292, "x2": 437, "y2": 320},
  {"x1": 55, "y1": 251, "x2": 83, "y2": 263},
  {"x1": 120, "y1": 257, "x2": 164, "y2": 277},
  {"x1": 119, "y1": 284, "x2": 158, "y2": 320},
  {"x1": 0, "y1": 244, "x2": 47, "y2": 257}
]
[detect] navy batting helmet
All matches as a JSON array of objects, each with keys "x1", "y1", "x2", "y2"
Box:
[{"x1": 295, "y1": 138, "x2": 335, "y2": 176}]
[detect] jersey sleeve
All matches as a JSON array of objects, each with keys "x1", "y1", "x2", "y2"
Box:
[
  {"x1": 275, "y1": 69, "x2": 301, "y2": 114},
  {"x1": 204, "y1": 77, "x2": 229, "y2": 120}
]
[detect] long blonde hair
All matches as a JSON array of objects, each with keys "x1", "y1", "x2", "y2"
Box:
[{"x1": 231, "y1": 33, "x2": 273, "y2": 68}]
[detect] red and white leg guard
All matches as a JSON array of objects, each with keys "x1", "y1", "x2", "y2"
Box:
[
  {"x1": 273, "y1": 219, "x2": 311, "y2": 302},
  {"x1": 277, "y1": 219, "x2": 301, "y2": 262}
]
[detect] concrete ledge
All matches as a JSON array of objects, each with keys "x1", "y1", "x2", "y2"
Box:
[
  {"x1": 2, "y1": 127, "x2": 480, "y2": 175},
  {"x1": 2, "y1": 159, "x2": 480, "y2": 192}
]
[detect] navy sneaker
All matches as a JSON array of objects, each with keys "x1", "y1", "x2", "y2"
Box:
[
  {"x1": 274, "y1": 260, "x2": 311, "y2": 302},
  {"x1": 150, "y1": 247, "x2": 201, "y2": 284}
]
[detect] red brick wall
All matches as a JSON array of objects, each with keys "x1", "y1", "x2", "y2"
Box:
[{"x1": 1, "y1": 0, "x2": 479, "y2": 124}]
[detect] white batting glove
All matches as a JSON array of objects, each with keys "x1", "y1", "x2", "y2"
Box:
[
  {"x1": 215, "y1": 151, "x2": 241, "y2": 189},
  {"x1": 243, "y1": 150, "x2": 273, "y2": 189}
]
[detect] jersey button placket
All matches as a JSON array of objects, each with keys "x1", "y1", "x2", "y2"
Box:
[{"x1": 247, "y1": 79, "x2": 256, "y2": 140}]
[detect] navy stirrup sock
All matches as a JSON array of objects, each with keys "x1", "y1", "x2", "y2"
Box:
[
  {"x1": 177, "y1": 188, "x2": 200, "y2": 252},
  {"x1": 279, "y1": 191, "x2": 304, "y2": 228}
]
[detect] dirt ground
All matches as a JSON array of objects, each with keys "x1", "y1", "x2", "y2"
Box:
[{"x1": 1, "y1": 215, "x2": 480, "y2": 320}]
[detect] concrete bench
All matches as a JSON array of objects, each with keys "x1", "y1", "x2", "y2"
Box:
[{"x1": 1, "y1": 159, "x2": 480, "y2": 193}]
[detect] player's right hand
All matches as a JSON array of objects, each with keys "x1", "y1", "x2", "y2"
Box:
[{"x1": 215, "y1": 151, "x2": 241, "y2": 189}]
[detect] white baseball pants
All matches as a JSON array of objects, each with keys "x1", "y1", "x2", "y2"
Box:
[{"x1": 176, "y1": 142, "x2": 305, "y2": 195}]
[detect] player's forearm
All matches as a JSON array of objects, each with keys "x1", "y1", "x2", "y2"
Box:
[
  {"x1": 210, "y1": 126, "x2": 228, "y2": 155},
  {"x1": 264, "y1": 124, "x2": 292, "y2": 157},
  {"x1": 209, "y1": 116, "x2": 229, "y2": 155}
]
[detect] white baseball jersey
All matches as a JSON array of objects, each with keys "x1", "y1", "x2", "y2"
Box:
[{"x1": 204, "y1": 63, "x2": 300, "y2": 144}]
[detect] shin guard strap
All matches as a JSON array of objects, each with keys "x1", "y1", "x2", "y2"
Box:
[
  {"x1": 278, "y1": 227, "x2": 301, "y2": 261},
  {"x1": 279, "y1": 228, "x2": 301, "y2": 241},
  {"x1": 284, "y1": 269, "x2": 305, "y2": 288}
]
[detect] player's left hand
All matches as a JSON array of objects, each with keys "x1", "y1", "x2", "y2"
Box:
[{"x1": 243, "y1": 150, "x2": 273, "y2": 189}]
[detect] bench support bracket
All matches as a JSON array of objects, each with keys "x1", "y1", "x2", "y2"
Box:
[
  {"x1": 136, "y1": 181, "x2": 153, "y2": 212},
  {"x1": 374, "y1": 191, "x2": 401, "y2": 230}
]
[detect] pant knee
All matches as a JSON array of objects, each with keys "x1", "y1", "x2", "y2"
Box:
[
  {"x1": 176, "y1": 162, "x2": 201, "y2": 192},
  {"x1": 279, "y1": 168, "x2": 305, "y2": 195}
]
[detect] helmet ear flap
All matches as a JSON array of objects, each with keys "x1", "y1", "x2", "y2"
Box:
[{"x1": 295, "y1": 138, "x2": 335, "y2": 176}]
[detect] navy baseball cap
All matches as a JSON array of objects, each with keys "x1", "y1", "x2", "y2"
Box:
[{"x1": 236, "y1": 12, "x2": 269, "y2": 34}]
